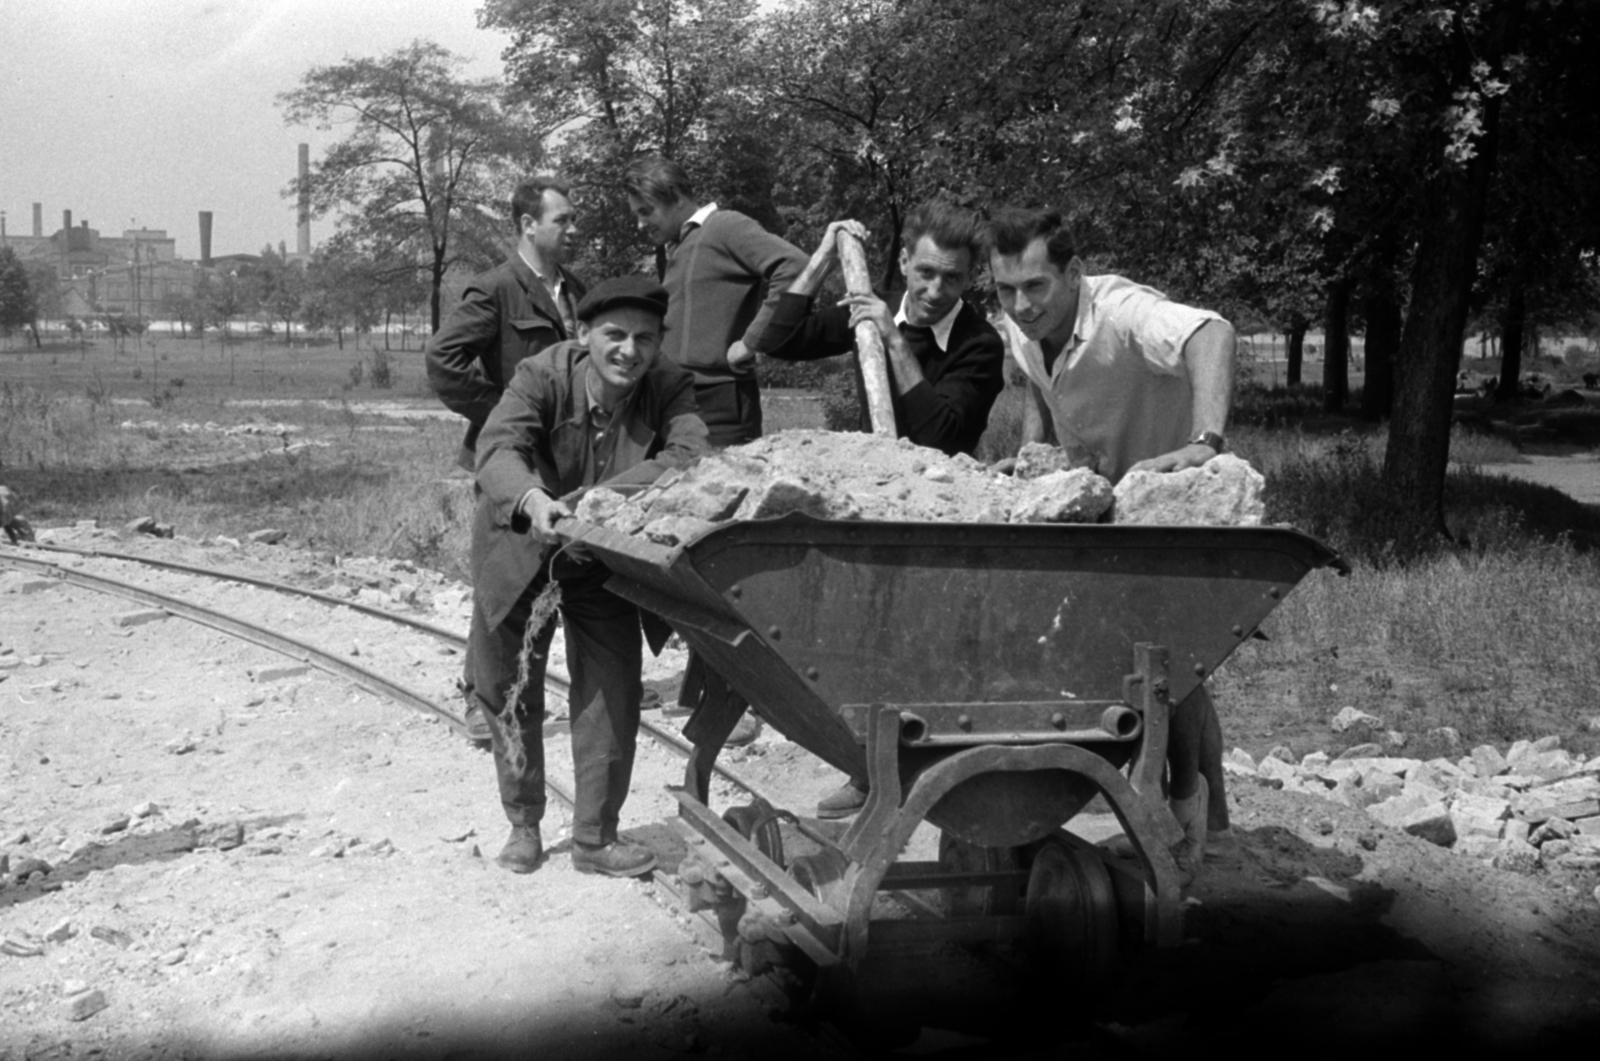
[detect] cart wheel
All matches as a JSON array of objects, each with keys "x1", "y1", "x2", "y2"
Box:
[
  {"x1": 721, "y1": 803, "x2": 785, "y2": 867},
  {"x1": 938, "y1": 831, "x2": 1023, "y2": 917},
  {"x1": 1024, "y1": 840, "x2": 1120, "y2": 997}
]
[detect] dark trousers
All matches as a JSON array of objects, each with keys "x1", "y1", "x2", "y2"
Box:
[
  {"x1": 694, "y1": 378, "x2": 762, "y2": 447},
  {"x1": 468, "y1": 555, "x2": 643, "y2": 847}
]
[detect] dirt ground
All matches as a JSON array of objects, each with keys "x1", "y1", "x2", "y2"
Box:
[{"x1": 3, "y1": 527, "x2": 1599, "y2": 1059}]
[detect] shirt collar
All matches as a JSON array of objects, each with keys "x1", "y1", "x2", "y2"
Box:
[
  {"x1": 516, "y1": 245, "x2": 562, "y2": 291},
  {"x1": 680, "y1": 201, "x2": 718, "y2": 239},
  {"x1": 894, "y1": 292, "x2": 961, "y2": 352}
]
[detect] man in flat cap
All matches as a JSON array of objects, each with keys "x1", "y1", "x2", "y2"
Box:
[{"x1": 469, "y1": 276, "x2": 709, "y2": 878}]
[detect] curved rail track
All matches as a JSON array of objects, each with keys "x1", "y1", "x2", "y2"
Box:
[{"x1": 0, "y1": 539, "x2": 912, "y2": 1054}]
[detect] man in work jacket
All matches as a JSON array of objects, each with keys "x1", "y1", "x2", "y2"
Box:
[{"x1": 469, "y1": 276, "x2": 709, "y2": 879}]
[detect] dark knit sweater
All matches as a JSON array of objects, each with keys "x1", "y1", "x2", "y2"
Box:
[
  {"x1": 759, "y1": 291, "x2": 1005, "y2": 457},
  {"x1": 659, "y1": 209, "x2": 806, "y2": 385}
]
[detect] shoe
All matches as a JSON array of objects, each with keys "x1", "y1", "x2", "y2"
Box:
[
  {"x1": 495, "y1": 825, "x2": 543, "y2": 874},
  {"x1": 571, "y1": 840, "x2": 658, "y2": 878},
  {"x1": 725, "y1": 711, "x2": 763, "y2": 747},
  {"x1": 463, "y1": 703, "x2": 492, "y2": 743},
  {"x1": 816, "y1": 778, "x2": 869, "y2": 820},
  {"x1": 1169, "y1": 776, "x2": 1209, "y2": 883}
]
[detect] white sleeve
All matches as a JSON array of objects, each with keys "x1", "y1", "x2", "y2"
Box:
[{"x1": 1104, "y1": 287, "x2": 1221, "y2": 376}]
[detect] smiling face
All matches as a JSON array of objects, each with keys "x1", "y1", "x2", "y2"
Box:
[
  {"x1": 897, "y1": 235, "x2": 974, "y2": 326},
  {"x1": 579, "y1": 306, "x2": 663, "y2": 403},
  {"x1": 521, "y1": 188, "x2": 578, "y2": 266},
  {"x1": 990, "y1": 237, "x2": 1081, "y2": 347},
  {"x1": 626, "y1": 192, "x2": 694, "y2": 247}
]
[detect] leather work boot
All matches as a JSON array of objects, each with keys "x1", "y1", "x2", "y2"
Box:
[
  {"x1": 495, "y1": 825, "x2": 543, "y2": 874},
  {"x1": 816, "y1": 778, "x2": 869, "y2": 820},
  {"x1": 463, "y1": 702, "x2": 492, "y2": 743},
  {"x1": 1169, "y1": 776, "x2": 1210, "y2": 885},
  {"x1": 571, "y1": 840, "x2": 658, "y2": 878}
]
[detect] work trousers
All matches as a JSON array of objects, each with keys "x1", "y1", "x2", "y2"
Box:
[
  {"x1": 693, "y1": 378, "x2": 762, "y2": 447},
  {"x1": 468, "y1": 554, "x2": 643, "y2": 847}
]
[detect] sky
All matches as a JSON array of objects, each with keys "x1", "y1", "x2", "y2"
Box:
[{"x1": 0, "y1": 0, "x2": 511, "y2": 260}]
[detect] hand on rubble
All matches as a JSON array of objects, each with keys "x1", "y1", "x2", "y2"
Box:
[{"x1": 1126, "y1": 442, "x2": 1217, "y2": 475}]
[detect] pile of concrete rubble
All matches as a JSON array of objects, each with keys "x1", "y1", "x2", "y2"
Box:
[
  {"x1": 1226, "y1": 728, "x2": 1600, "y2": 874},
  {"x1": 574, "y1": 431, "x2": 1264, "y2": 545}
]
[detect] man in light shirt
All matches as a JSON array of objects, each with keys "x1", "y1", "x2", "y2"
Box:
[{"x1": 988, "y1": 206, "x2": 1238, "y2": 880}]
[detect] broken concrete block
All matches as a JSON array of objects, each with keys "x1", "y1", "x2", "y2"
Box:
[
  {"x1": 1503, "y1": 819, "x2": 1530, "y2": 845},
  {"x1": 1111, "y1": 454, "x2": 1265, "y2": 526},
  {"x1": 1505, "y1": 739, "x2": 1533, "y2": 767},
  {"x1": 1454, "y1": 835, "x2": 1499, "y2": 859},
  {"x1": 735, "y1": 475, "x2": 841, "y2": 521},
  {"x1": 98, "y1": 815, "x2": 130, "y2": 835},
  {"x1": 1363, "y1": 772, "x2": 1404, "y2": 803},
  {"x1": 1223, "y1": 747, "x2": 1257, "y2": 776},
  {"x1": 124, "y1": 516, "x2": 160, "y2": 535},
  {"x1": 1574, "y1": 816, "x2": 1600, "y2": 837},
  {"x1": 44, "y1": 919, "x2": 75, "y2": 943},
  {"x1": 17, "y1": 579, "x2": 58, "y2": 595},
  {"x1": 250, "y1": 663, "x2": 311, "y2": 683},
  {"x1": 1426, "y1": 726, "x2": 1462, "y2": 749},
  {"x1": 573, "y1": 487, "x2": 629, "y2": 525},
  {"x1": 248, "y1": 528, "x2": 287, "y2": 545},
  {"x1": 641, "y1": 516, "x2": 717, "y2": 547},
  {"x1": 1257, "y1": 757, "x2": 1299, "y2": 785},
  {"x1": 1471, "y1": 744, "x2": 1508, "y2": 778},
  {"x1": 113, "y1": 609, "x2": 169, "y2": 628},
  {"x1": 1531, "y1": 818, "x2": 1576, "y2": 844},
  {"x1": 1492, "y1": 839, "x2": 1540, "y2": 874},
  {"x1": 1516, "y1": 749, "x2": 1582, "y2": 782},
  {"x1": 1338, "y1": 742, "x2": 1384, "y2": 760},
  {"x1": 63, "y1": 988, "x2": 108, "y2": 1021},
  {"x1": 1368, "y1": 795, "x2": 1456, "y2": 847},
  {"x1": 1008, "y1": 468, "x2": 1113, "y2": 523},
  {"x1": 1330, "y1": 706, "x2": 1382, "y2": 733},
  {"x1": 1513, "y1": 780, "x2": 1600, "y2": 824},
  {"x1": 1014, "y1": 441, "x2": 1096, "y2": 480}
]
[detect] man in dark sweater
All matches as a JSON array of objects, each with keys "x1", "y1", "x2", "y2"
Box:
[
  {"x1": 427, "y1": 175, "x2": 585, "y2": 741},
  {"x1": 759, "y1": 201, "x2": 1005, "y2": 459},
  {"x1": 623, "y1": 156, "x2": 807, "y2": 447},
  {"x1": 761, "y1": 201, "x2": 1005, "y2": 818}
]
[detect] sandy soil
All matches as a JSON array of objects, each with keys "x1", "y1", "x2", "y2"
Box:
[
  {"x1": 3, "y1": 527, "x2": 1598, "y2": 1059},
  {"x1": 1478, "y1": 453, "x2": 1600, "y2": 507}
]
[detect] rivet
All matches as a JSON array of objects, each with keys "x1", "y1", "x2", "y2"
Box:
[
  {"x1": 1193, "y1": 663, "x2": 1206, "y2": 676},
  {"x1": 805, "y1": 667, "x2": 819, "y2": 681},
  {"x1": 1231, "y1": 624, "x2": 1244, "y2": 637},
  {"x1": 1050, "y1": 712, "x2": 1066, "y2": 729},
  {"x1": 768, "y1": 626, "x2": 781, "y2": 640},
  {"x1": 1269, "y1": 587, "x2": 1281, "y2": 599},
  {"x1": 749, "y1": 883, "x2": 769, "y2": 900},
  {"x1": 957, "y1": 714, "x2": 973, "y2": 731},
  {"x1": 729, "y1": 584, "x2": 742, "y2": 599}
]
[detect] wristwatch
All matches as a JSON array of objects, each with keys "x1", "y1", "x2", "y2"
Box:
[{"x1": 1190, "y1": 430, "x2": 1226, "y2": 453}]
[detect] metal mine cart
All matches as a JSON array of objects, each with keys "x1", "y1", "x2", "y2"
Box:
[{"x1": 563, "y1": 514, "x2": 1344, "y2": 1030}]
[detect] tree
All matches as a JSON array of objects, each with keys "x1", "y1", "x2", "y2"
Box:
[
  {"x1": 301, "y1": 236, "x2": 386, "y2": 349},
  {"x1": 0, "y1": 247, "x2": 38, "y2": 347},
  {"x1": 251, "y1": 247, "x2": 307, "y2": 344},
  {"x1": 481, "y1": 0, "x2": 775, "y2": 278},
  {"x1": 279, "y1": 41, "x2": 537, "y2": 333}
]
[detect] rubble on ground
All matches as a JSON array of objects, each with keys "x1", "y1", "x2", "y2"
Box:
[
  {"x1": 1224, "y1": 729, "x2": 1600, "y2": 873},
  {"x1": 574, "y1": 431, "x2": 1265, "y2": 545}
]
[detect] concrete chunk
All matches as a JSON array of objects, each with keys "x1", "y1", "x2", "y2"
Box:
[
  {"x1": 1008, "y1": 468, "x2": 1113, "y2": 523},
  {"x1": 1492, "y1": 839, "x2": 1540, "y2": 874},
  {"x1": 1111, "y1": 454, "x2": 1265, "y2": 526},
  {"x1": 249, "y1": 663, "x2": 311, "y2": 683},
  {"x1": 63, "y1": 988, "x2": 108, "y2": 1021},
  {"x1": 113, "y1": 609, "x2": 169, "y2": 628},
  {"x1": 1368, "y1": 794, "x2": 1456, "y2": 847},
  {"x1": 248, "y1": 528, "x2": 287, "y2": 545},
  {"x1": 17, "y1": 579, "x2": 59, "y2": 595},
  {"x1": 1471, "y1": 744, "x2": 1508, "y2": 778},
  {"x1": 1513, "y1": 793, "x2": 1600, "y2": 825},
  {"x1": 1331, "y1": 706, "x2": 1382, "y2": 733}
]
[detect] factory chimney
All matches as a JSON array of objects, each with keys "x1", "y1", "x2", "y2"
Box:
[
  {"x1": 297, "y1": 142, "x2": 311, "y2": 257},
  {"x1": 32, "y1": 203, "x2": 42, "y2": 237},
  {"x1": 199, "y1": 211, "x2": 213, "y2": 266},
  {"x1": 63, "y1": 209, "x2": 72, "y2": 234}
]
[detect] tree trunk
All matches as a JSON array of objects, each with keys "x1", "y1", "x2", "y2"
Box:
[
  {"x1": 1323, "y1": 277, "x2": 1352, "y2": 412},
  {"x1": 1495, "y1": 280, "x2": 1525, "y2": 403},
  {"x1": 1361, "y1": 287, "x2": 1401, "y2": 422},
  {"x1": 1286, "y1": 318, "x2": 1307, "y2": 386},
  {"x1": 1383, "y1": 0, "x2": 1523, "y2": 544}
]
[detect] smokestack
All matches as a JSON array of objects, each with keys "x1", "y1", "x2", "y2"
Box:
[
  {"x1": 297, "y1": 142, "x2": 311, "y2": 256},
  {"x1": 32, "y1": 203, "x2": 42, "y2": 237},
  {"x1": 199, "y1": 211, "x2": 213, "y2": 266},
  {"x1": 63, "y1": 209, "x2": 72, "y2": 233}
]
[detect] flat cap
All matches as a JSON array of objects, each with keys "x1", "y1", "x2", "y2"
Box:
[{"x1": 575, "y1": 276, "x2": 670, "y2": 323}]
